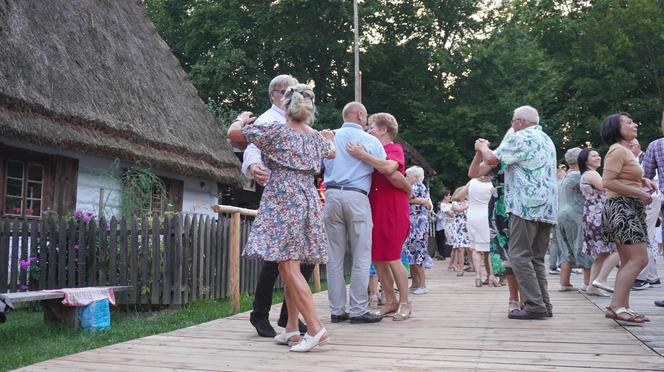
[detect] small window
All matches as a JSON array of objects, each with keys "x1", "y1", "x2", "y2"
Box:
[{"x1": 4, "y1": 160, "x2": 44, "y2": 218}]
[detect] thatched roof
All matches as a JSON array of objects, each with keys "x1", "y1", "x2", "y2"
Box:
[
  {"x1": 0, "y1": 0, "x2": 242, "y2": 185},
  {"x1": 395, "y1": 138, "x2": 437, "y2": 177}
]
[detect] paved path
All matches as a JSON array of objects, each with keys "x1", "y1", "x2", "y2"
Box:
[{"x1": 19, "y1": 261, "x2": 664, "y2": 371}]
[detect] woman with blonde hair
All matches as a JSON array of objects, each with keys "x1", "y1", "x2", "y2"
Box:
[
  {"x1": 346, "y1": 112, "x2": 413, "y2": 320},
  {"x1": 226, "y1": 84, "x2": 336, "y2": 351}
]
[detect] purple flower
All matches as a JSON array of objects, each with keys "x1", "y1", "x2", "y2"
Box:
[
  {"x1": 73, "y1": 244, "x2": 79, "y2": 251},
  {"x1": 19, "y1": 259, "x2": 30, "y2": 270},
  {"x1": 18, "y1": 284, "x2": 29, "y2": 291},
  {"x1": 82, "y1": 212, "x2": 93, "y2": 224},
  {"x1": 29, "y1": 256, "x2": 37, "y2": 263},
  {"x1": 73, "y1": 210, "x2": 83, "y2": 218}
]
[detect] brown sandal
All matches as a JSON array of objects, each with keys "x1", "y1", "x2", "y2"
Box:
[{"x1": 605, "y1": 307, "x2": 647, "y2": 324}]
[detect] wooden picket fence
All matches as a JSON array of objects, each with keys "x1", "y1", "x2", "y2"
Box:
[{"x1": 0, "y1": 212, "x2": 282, "y2": 307}]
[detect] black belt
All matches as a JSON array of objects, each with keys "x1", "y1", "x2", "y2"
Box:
[{"x1": 326, "y1": 185, "x2": 368, "y2": 196}]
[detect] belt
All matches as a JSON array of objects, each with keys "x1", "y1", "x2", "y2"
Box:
[{"x1": 325, "y1": 185, "x2": 368, "y2": 196}]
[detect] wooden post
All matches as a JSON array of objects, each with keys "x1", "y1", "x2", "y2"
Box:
[
  {"x1": 229, "y1": 212, "x2": 241, "y2": 313},
  {"x1": 313, "y1": 264, "x2": 321, "y2": 293}
]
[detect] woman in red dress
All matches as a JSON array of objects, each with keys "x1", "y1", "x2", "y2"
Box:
[{"x1": 347, "y1": 113, "x2": 413, "y2": 320}]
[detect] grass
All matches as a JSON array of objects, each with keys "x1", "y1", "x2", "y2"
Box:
[{"x1": 0, "y1": 290, "x2": 293, "y2": 371}]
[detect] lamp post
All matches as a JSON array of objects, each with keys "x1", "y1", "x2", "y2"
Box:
[{"x1": 353, "y1": 0, "x2": 361, "y2": 103}]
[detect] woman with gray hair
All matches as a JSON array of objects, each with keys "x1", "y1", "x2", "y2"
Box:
[{"x1": 405, "y1": 166, "x2": 433, "y2": 294}]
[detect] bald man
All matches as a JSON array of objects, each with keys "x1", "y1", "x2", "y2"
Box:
[{"x1": 322, "y1": 102, "x2": 385, "y2": 324}]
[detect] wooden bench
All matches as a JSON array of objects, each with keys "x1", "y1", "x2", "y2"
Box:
[{"x1": 0, "y1": 286, "x2": 132, "y2": 329}]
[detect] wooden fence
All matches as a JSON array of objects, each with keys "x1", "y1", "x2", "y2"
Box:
[{"x1": 0, "y1": 212, "x2": 306, "y2": 307}]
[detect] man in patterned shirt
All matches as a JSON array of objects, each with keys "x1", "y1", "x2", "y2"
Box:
[{"x1": 476, "y1": 105, "x2": 558, "y2": 319}]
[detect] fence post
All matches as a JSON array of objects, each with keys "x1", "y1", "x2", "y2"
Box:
[{"x1": 229, "y1": 212, "x2": 240, "y2": 313}]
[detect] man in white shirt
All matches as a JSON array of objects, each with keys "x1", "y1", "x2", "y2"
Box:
[{"x1": 241, "y1": 74, "x2": 314, "y2": 337}]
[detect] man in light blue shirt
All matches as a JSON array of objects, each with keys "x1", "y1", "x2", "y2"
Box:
[{"x1": 323, "y1": 102, "x2": 386, "y2": 324}]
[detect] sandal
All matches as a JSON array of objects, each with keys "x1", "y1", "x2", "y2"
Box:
[
  {"x1": 376, "y1": 302, "x2": 399, "y2": 317},
  {"x1": 487, "y1": 276, "x2": 501, "y2": 287},
  {"x1": 392, "y1": 302, "x2": 412, "y2": 321},
  {"x1": 274, "y1": 330, "x2": 302, "y2": 346},
  {"x1": 369, "y1": 295, "x2": 378, "y2": 309},
  {"x1": 475, "y1": 278, "x2": 483, "y2": 287},
  {"x1": 508, "y1": 300, "x2": 521, "y2": 313},
  {"x1": 605, "y1": 307, "x2": 647, "y2": 324},
  {"x1": 627, "y1": 308, "x2": 650, "y2": 322},
  {"x1": 456, "y1": 271, "x2": 464, "y2": 277}
]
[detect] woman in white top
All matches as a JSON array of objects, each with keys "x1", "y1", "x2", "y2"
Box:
[{"x1": 466, "y1": 177, "x2": 498, "y2": 287}]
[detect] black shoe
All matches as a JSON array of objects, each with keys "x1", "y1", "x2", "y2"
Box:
[
  {"x1": 655, "y1": 300, "x2": 664, "y2": 307},
  {"x1": 250, "y1": 316, "x2": 277, "y2": 337},
  {"x1": 331, "y1": 312, "x2": 350, "y2": 323},
  {"x1": 547, "y1": 311, "x2": 553, "y2": 318},
  {"x1": 507, "y1": 309, "x2": 548, "y2": 320},
  {"x1": 632, "y1": 279, "x2": 650, "y2": 290},
  {"x1": 277, "y1": 318, "x2": 308, "y2": 334},
  {"x1": 350, "y1": 312, "x2": 383, "y2": 324},
  {"x1": 647, "y1": 278, "x2": 662, "y2": 288}
]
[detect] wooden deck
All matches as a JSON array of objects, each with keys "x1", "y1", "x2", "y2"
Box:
[{"x1": 18, "y1": 262, "x2": 664, "y2": 371}]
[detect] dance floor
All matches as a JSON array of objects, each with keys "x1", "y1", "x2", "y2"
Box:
[{"x1": 18, "y1": 260, "x2": 664, "y2": 371}]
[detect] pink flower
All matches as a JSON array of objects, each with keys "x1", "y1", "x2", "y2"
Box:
[
  {"x1": 26, "y1": 208, "x2": 33, "y2": 216},
  {"x1": 13, "y1": 207, "x2": 21, "y2": 214},
  {"x1": 82, "y1": 212, "x2": 93, "y2": 224},
  {"x1": 73, "y1": 210, "x2": 83, "y2": 218}
]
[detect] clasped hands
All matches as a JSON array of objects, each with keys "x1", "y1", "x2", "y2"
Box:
[{"x1": 474, "y1": 138, "x2": 491, "y2": 151}]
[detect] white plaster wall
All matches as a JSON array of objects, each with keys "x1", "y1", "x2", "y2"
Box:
[{"x1": 2, "y1": 138, "x2": 220, "y2": 218}]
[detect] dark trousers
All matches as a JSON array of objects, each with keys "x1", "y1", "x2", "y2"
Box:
[
  {"x1": 250, "y1": 261, "x2": 315, "y2": 322},
  {"x1": 435, "y1": 229, "x2": 452, "y2": 258}
]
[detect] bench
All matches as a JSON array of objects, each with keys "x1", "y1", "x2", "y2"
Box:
[{"x1": 0, "y1": 286, "x2": 132, "y2": 329}]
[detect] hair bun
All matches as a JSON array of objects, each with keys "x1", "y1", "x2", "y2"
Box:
[{"x1": 283, "y1": 84, "x2": 316, "y2": 124}]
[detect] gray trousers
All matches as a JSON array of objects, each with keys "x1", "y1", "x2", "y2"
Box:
[
  {"x1": 638, "y1": 194, "x2": 661, "y2": 281},
  {"x1": 323, "y1": 189, "x2": 373, "y2": 317},
  {"x1": 509, "y1": 215, "x2": 553, "y2": 314}
]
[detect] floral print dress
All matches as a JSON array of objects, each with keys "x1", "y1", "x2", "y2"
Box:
[
  {"x1": 488, "y1": 163, "x2": 510, "y2": 274},
  {"x1": 451, "y1": 200, "x2": 469, "y2": 248},
  {"x1": 580, "y1": 178, "x2": 616, "y2": 256},
  {"x1": 241, "y1": 121, "x2": 331, "y2": 264},
  {"x1": 406, "y1": 182, "x2": 432, "y2": 268}
]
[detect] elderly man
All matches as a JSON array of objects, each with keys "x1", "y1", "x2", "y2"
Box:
[
  {"x1": 240, "y1": 74, "x2": 314, "y2": 337},
  {"x1": 323, "y1": 102, "x2": 385, "y2": 324},
  {"x1": 555, "y1": 147, "x2": 594, "y2": 292},
  {"x1": 476, "y1": 105, "x2": 558, "y2": 319}
]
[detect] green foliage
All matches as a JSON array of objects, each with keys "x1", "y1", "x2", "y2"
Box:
[{"x1": 145, "y1": 0, "x2": 664, "y2": 200}]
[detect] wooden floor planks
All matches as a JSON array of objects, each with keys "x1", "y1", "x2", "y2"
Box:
[{"x1": 17, "y1": 260, "x2": 664, "y2": 371}]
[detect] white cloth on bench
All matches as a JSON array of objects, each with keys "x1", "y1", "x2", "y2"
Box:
[{"x1": 43, "y1": 287, "x2": 117, "y2": 306}]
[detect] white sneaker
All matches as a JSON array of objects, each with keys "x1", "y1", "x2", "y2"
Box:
[
  {"x1": 290, "y1": 328, "x2": 328, "y2": 352},
  {"x1": 558, "y1": 285, "x2": 576, "y2": 292},
  {"x1": 408, "y1": 287, "x2": 417, "y2": 293},
  {"x1": 412, "y1": 288, "x2": 428, "y2": 295},
  {"x1": 571, "y1": 268, "x2": 583, "y2": 274}
]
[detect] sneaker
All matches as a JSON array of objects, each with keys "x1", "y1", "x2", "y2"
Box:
[
  {"x1": 578, "y1": 284, "x2": 587, "y2": 292},
  {"x1": 558, "y1": 285, "x2": 576, "y2": 292},
  {"x1": 548, "y1": 268, "x2": 560, "y2": 275},
  {"x1": 646, "y1": 278, "x2": 662, "y2": 288},
  {"x1": 412, "y1": 288, "x2": 428, "y2": 295},
  {"x1": 408, "y1": 287, "x2": 417, "y2": 293},
  {"x1": 632, "y1": 279, "x2": 650, "y2": 290},
  {"x1": 571, "y1": 268, "x2": 583, "y2": 274}
]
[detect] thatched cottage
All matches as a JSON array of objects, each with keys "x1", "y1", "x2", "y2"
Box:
[{"x1": 0, "y1": 0, "x2": 242, "y2": 219}]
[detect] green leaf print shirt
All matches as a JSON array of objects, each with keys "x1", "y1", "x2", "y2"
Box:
[{"x1": 493, "y1": 125, "x2": 558, "y2": 224}]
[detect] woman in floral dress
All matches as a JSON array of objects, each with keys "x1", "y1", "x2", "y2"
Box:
[
  {"x1": 405, "y1": 166, "x2": 433, "y2": 295},
  {"x1": 451, "y1": 186, "x2": 469, "y2": 276},
  {"x1": 578, "y1": 148, "x2": 616, "y2": 297},
  {"x1": 226, "y1": 84, "x2": 335, "y2": 352}
]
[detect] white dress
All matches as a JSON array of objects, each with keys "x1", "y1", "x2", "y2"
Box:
[{"x1": 466, "y1": 178, "x2": 493, "y2": 252}]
